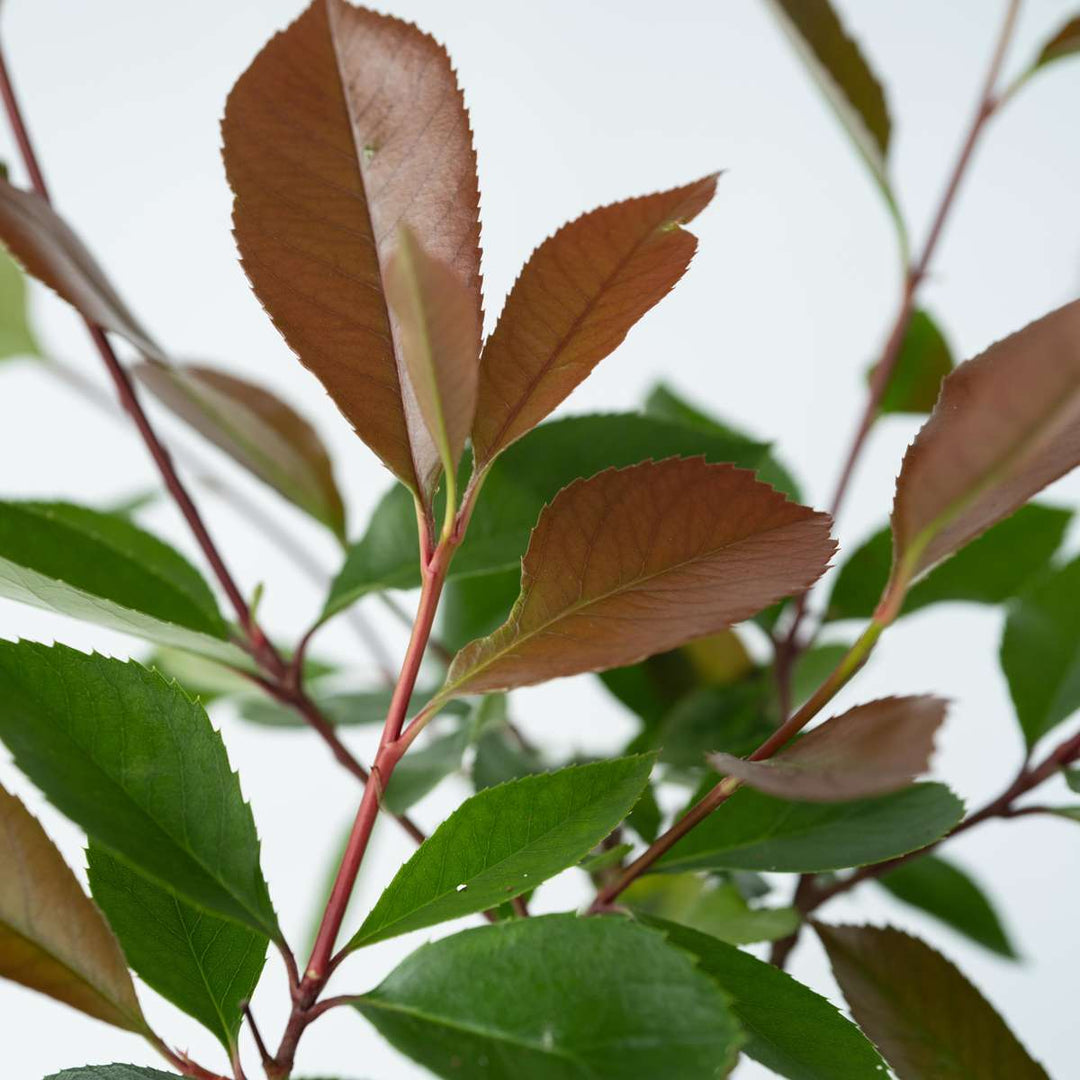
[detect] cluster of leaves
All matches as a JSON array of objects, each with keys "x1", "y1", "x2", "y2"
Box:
[{"x1": 0, "y1": 2, "x2": 1079, "y2": 1080}]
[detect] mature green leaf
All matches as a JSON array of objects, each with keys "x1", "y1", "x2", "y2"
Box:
[
  {"x1": 623, "y1": 874, "x2": 799, "y2": 945},
  {"x1": 643, "y1": 917, "x2": 888, "y2": 1080},
  {"x1": 711, "y1": 695, "x2": 946, "y2": 801},
  {"x1": 656, "y1": 681, "x2": 774, "y2": 768},
  {"x1": 817, "y1": 923, "x2": 1049, "y2": 1079},
  {"x1": 0, "y1": 783, "x2": 145, "y2": 1032},
  {"x1": 644, "y1": 383, "x2": 802, "y2": 498},
  {"x1": 1031, "y1": 15, "x2": 1080, "y2": 70},
  {"x1": 0, "y1": 177, "x2": 163, "y2": 360},
  {"x1": 386, "y1": 226, "x2": 479, "y2": 482},
  {"x1": 442, "y1": 459, "x2": 835, "y2": 697},
  {"x1": 356, "y1": 915, "x2": 742, "y2": 1079},
  {"x1": 349, "y1": 756, "x2": 655, "y2": 947},
  {"x1": 625, "y1": 779, "x2": 663, "y2": 844},
  {"x1": 825, "y1": 504, "x2": 1071, "y2": 622},
  {"x1": 1066, "y1": 768, "x2": 1080, "y2": 794},
  {"x1": 875, "y1": 309, "x2": 953, "y2": 414},
  {"x1": 0, "y1": 642, "x2": 278, "y2": 939},
  {"x1": 44, "y1": 1069, "x2": 180, "y2": 1080},
  {"x1": 878, "y1": 855, "x2": 1016, "y2": 959},
  {"x1": 146, "y1": 648, "x2": 255, "y2": 703},
  {"x1": 135, "y1": 361, "x2": 346, "y2": 539},
  {"x1": 765, "y1": 0, "x2": 899, "y2": 234},
  {"x1": 1001, "y1": 557, "x2": 1080, "y2": 748},
  {"x1": 578, "y1": 843, "x2": 635, "y2": 876},
  {"x1": 473, "y1": 177, "x2": 717, "y2": 466},
  {"x1": 658, "y1": 783, "x2": 963, "y2": 873},
  {"x1": 0, "y1": 501, "x2": 247, "y2": 667},
  {"x1": 87, "y1": 845, "x2": 266, "y2": 1049},
  {"x1": 1050, "y1": 806, "x2": 1080, "y2": 821},
  {"x1": 325, "y1": 412, "x2": 770, "y2": 620},
  {"x1": 889, "y1": 301, "x2": 1080, "y2": 595},
  {"x1": 0, "y1": 245, "x2": 40, "y2": 360},
  {"x1": 223, "y1": 0, "x2": 481, "y2": 501}
]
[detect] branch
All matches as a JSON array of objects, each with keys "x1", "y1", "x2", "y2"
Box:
[
  {"x1": 764, "y1": 723, "x2": 1080, "y2": 967},
  {"x1": 776, "y1": 0, "x2": 1024, "y2": 688}
]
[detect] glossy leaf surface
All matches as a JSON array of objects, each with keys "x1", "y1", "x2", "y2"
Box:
[
  {"x1": 324, "y1": 412, "x2": 770, "y2": 619},
  {"x1": 473, "y1": 176, "x2": 717, "y2": 464},
  {"x1": 357, "y1": 915, "x2": 742, "y2": 1079},
  {"x1": 87, "y1": 845, "x2": 267, "y2": 1049},
  {"x1": 658, "y1": 783, "x2": 964, "y2": 873},
  {"x1": 0, "y1": 501, "x2": 245, "y2": 667},
  {"x1": 443, "y1": 458, "x2": 835, "y2": 696},
  {"x1": 350, "y1": 756, "x2": 654, "y2": 947},
  {"x1": 0, "y1": 642, "x2": 278, "y2": 939},
  {"x1": 644, "y1": 917, "x2": 887, "y2": 1080},
  {"x1": 223, "y1": 0, "x2": 481, "y2": 499}
]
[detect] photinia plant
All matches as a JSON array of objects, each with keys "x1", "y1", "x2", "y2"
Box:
[{"x1": 0, "y1": 2, "x2": 1078, "y2": 1078}]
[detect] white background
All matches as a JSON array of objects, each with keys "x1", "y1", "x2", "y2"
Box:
[{"x1": 1, "y1": 1, "x2": 1079, "y2": 1077}]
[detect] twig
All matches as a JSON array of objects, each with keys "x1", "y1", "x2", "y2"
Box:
[{"x1": 775, "y1": 0, "x2": 1024, "y2": 692}]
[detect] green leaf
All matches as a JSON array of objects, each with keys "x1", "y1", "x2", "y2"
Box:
[
  {"x1": 44, "y1": 1069, "x2": 181, "y2": 1080},
  {"x1": 877, "y1": 854, "x2": 1017, "y2": 959},
  {"x1": 625, "y1": 779, "x2": 663, "y2": 844},
  {"x1": 787, "y1": 643, "x2": 852, "y2": 708},
  {"x1": 817, "y1": 922, "x2": 1050, "y2": 1079},
  {"x1": 87, "y1": 844, "x2": 267, "y2": 1050},
  {"x1": 579, "y1": 843, "x2": 634, "y2": 876},
  {"x1": 1002, "y1": 557, "x2": 1080, "y2": 748},
  {"x1": 826, "y1": 504, "x2": 1071, "y2": 622},
  {"x1": 349, "y1": 756, "x2": 655, "y2": 948},
  {"x1": 657, "y1": 782, "x2": 964, "y2": 873},
  {"x1": 324, "y1": 412, "x2": 770, "y2": 620},
  {"x1": 356, "y1": 915, "x2": 743, "y2": 1079},
  {"x1": 656, "y1": 681, "x2": 774, "y2": 768},
  {"x1": 642, "y1": 917, "x2": 888, "y2": 1080},
  {"x1": 0, "y1": 245, "x2": 40, "y2": 360},
  {"x1": 643, "y1": 382, "x2": 802, "y2": 499},
  {"x1": 875, "y1": 309, "x2": 953, "y2": 414},
  {"x1": 146, "y1": 648, "x2": 255, "y2": 703},
  {"x1": 623, "y1": 873, "x2": 799, "y2": 945},
  {"x1": 0, "y1": 782, "x2": 146, "y2": 1033},
  {"x1": 0, "y1": 501, "x2": 248, "y2": 667},
  {"x1": 0, "y1": 642, "x2": 279, "y2": 939},
  {"x1": 135, "y1": 361, "x2": 347, "y2": 540},
  {"x1": 1066, "y1": 768, "x2": 1080, "y2": 794}
]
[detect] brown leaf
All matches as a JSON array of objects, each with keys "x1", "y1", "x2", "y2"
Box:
[
  {"x1": 471, "y1": 176, "x2": 718, "y2": 466},
  {"x1": 710, "y1": 695, "x2": 946, "y2": 801},
  {"x1": 223, "y1": 0, "x2": 482, "y2": 502},
  {"x1": 0, "y1": 178, "x2": 162, "y2": 359},
  {"x1": 442, "y1": 458, "x2": 835, "y2": 696},
  {"x1": 385, "y1": 228, "x2": 480, "y2": 483},
  {"x1": 816, "y1": 923, "x2": 1050, "y2": 1080},
  {"x1": 1033, "y1": 15, "x2": 1080, "y2": 70},
  {"x1": 765, "y1": 0, "x2": 891, "y2": 177},
  {"x1": 135, "y1": 360, "x2": 347, "y2": 539},
  {"x1": 0, "y1": 782, "x2": 145, "y2": 1032},
  {"x1": 890, "y1": 301, "x2": 1080, "y2": 595}
]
